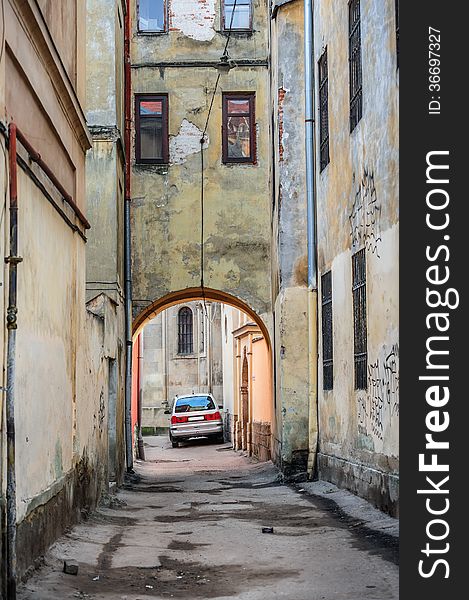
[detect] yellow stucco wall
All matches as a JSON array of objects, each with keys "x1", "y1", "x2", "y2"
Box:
[
  {"x1": 130, "y1": 0, "x2": 272, "y2": 321},
  {"x1": 314, "y1": 0, "x2": 399, "y2": 512}
]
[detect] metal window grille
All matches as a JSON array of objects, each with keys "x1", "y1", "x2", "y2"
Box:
[
  {"x1": 352, "y1": 249, "x2": 367, "y2": 389},
  {"x1": 321, "y1": 271, "x2": 333, "y2": 390},
  {"x1": 395, "y1": 0, "x2": 399, "y2": 68},
  {"x1": 178, "y1": 307, "x2": 193, "y2": 355},
  {"x1": 318, "y1": 49, "x2": 330, "y2": 171},
  {"x1": 349, "y1": 0, "x2": 363, "y2": 131}
]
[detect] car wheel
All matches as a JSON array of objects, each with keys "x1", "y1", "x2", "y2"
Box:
[
  {"x1": 171, "y1": 440, "x2": 179, "y2": 448},
  {"x1": 215, "y1": 434, "x2": 224, "y2": 444}
]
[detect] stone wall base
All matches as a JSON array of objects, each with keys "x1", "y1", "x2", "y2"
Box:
[
  {"x1": 317, "y1": 452, "x2": 399, "y2": 517},
  {"x1": 17, "y1": 453, "x2": 104, "y2": 579}
]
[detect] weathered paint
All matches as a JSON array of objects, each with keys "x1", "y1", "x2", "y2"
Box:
[
  {"x1": 130, "y1": 0, "x2": 271, "y2": 321},
  {"x1": 270, "y1": 0, "x2": 311, "y2": 476},
  {"x1": 0, "y1": 0, "x2": 127, "y2": 581},
  {"x1": 220, "y1": 305, "x2": 273, "y2": 459},
  {"x1": 85, "y1": 0, "x2": 127, "y2": 483},
  {"x1": 314, "y1": 0, "x2": 399, "y2": 514},
  {"x1": 170, "y1": 0, "x2": 216, "y2": 41}
]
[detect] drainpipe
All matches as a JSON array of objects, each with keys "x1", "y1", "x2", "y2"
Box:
[
  {"x1": 6, "y1": 122, "x2": 21, "y2": 600},
  {"x1": 124, "y1": 0, "x2": 133, "y2": 472},
  {"x1": 304, "y1": 0, "x2": 319, "y2": 476},
  {"x1": 137, "y1": 332, "x2": 145, "y2": 460}
]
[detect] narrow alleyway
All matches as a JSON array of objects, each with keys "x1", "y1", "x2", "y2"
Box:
[{"x1": 18, "y1": 438, "x2": 398, "y2": 600}]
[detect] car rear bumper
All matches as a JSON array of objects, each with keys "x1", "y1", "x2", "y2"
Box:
[{"x1": 170, "y1": 422, "x2": 223, "y2": 438}]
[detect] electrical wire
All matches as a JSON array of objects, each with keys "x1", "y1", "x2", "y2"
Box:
[{"x1": 199, "y1": 0, "x2": 239, "y2": 320}]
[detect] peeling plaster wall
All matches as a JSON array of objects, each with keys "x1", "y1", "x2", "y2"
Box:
[
  {"x1": 0, "y1": 0, "x2": 126, "y2": 578},
  {"x1": 85, "y1": 0, "x2": 127, "y2": 483},
  {"x1": 271, "y1": 0, "x2": 310, "y2": 476},
  {"x1": 314, "y1": 0, "x2": 399, "y2": 514},
  {"x1": 170, "y1": 0, "x2": 216, "y2": 41},
  {"x1": 130, "y1": 0, "x2": 272, "y2": 322}
]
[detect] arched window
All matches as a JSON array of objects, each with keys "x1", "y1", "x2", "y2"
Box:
[{"x1": 178, "y1": 307, "x2": 193, "y2": 355}]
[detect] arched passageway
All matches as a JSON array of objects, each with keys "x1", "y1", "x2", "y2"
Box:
[{"x1": 131, "y1": 288, "x2": 275, "y2": 462}]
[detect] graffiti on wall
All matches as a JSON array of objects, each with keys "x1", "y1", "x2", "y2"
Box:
[
  {"x1": 358, "y1": 344, "x2": 399, "y2": 440},
  {"x1": 349, "y1": 167, "x2": 382, "y2": 257}
]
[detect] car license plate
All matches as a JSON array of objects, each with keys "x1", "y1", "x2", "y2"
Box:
[{"x1": 188, "y1": 416, "x2": 204, "y2": 421}]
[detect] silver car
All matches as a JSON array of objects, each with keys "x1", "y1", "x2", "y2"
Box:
[{"x1": 168, "y1": 393, "x2": 224, "y2": 448}]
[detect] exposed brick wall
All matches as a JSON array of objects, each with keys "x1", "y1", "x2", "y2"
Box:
[
  {"x1": 169, "y1": 0, "x2": 216, "y2": 41},
  {"x1": 278, "y1": 87, "x2": 286, "y2": 161}
]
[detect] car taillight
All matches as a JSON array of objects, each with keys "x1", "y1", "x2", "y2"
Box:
[
  {"x1": 205, "y1": 411, "x2": 221, "y2": 421},
  {"x1": 171, "y1": 415, "x2": 189, "y2": 424}
]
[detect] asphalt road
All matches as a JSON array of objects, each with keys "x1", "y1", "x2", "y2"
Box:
[{"x1": 18, "y1": 436, "x2": 399, "y2": 599}]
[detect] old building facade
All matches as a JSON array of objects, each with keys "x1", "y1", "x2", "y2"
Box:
[
  {"x1": 137, "y1": 301, "x2": 224, "y2": 434},
  {"x1": 0, "y1": 0, "x2": 128, "y2": 594},
  {"x1": 312, "y1": 0, "x2": 399, "y2": 514},
  {"x1": 1, "y1": 0, "x2": 399, "y2": 593},
  {"x1": 221, "y1": 304, "x2": 273, "y2": 461}
]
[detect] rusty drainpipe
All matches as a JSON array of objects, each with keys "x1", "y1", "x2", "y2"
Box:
[
  {"x1": 124, "y1": 0, "x2": 134, "y2": 472},
  {"x1": 5, "y1": 122, "x2": 21, "y2": 599}
]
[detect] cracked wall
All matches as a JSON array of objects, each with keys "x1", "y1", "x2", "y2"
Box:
[
  {"x1": 130, "y1": 0, "x2": 272, "y2": 323},
  {"x1": 314, "y1": 0, "x2": 399, "y2": 515}
]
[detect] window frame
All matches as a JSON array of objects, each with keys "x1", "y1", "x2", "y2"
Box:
[
  {"x1": 222, "y1": 0, "x2": 253, "y2": 33},
  {"x1": 135, "y1": 93, "x2": 169, "y2": 165},
  {"x1": 348, "y1": 0, "x2": 363, "y2": 132},
  {"x1": 318, "y1": 48, "x2": 330, "y2": 172},
  {"x1": 222, "y1": 92, "x2": 256, "y2": 165},
  {"x1": 137, "y1": 0, "x2": 168, "y2": 34},
  {"x1": 177, "y1": 307, "x2": 194, "y2": 356},
  {"x1": 352, "y1": 249, "x2": 368, "y2": 390}
]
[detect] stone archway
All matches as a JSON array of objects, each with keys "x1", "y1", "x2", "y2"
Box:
[{"x1": 132, "y1": 287, "x2": 274, "y2": 460}]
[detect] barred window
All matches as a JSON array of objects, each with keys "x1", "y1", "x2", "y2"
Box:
[
  {"x1": 349, "y1": 0, "x2": 363, "y2": 131},
  {"x1": 352, "y1": 249, "x2": 367, "y2": 389},
  {"x1": 178, "y1": 307, "x2": 193, "y2": 355},
  {"x1": 318, "y1": 49, "x2": 330, "y2": 171},
  {"x1": 321, "y1": 271, "x2": 333, "y2": 390}
]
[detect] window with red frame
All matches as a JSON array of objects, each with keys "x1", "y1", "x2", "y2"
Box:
[
  {"x1": 135, "y1": 95, "x2": 169, "y2": 164},
  {"x1": 222, "y1": 93, "x2": 256, "y2": 164}
]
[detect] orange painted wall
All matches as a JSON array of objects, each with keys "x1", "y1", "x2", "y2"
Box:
[{"x1": 252, "y1": 337, "x2": 272, "y2": 424}]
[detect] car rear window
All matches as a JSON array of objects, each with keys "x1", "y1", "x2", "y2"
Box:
[{"x1": 174, "y1": 396, "x2": 216, "y2": 413}]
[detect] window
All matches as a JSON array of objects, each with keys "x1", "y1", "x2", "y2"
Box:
[
  {"x1": 222, "y1": 93, "x2": 256, "y2": 164},
  {"x1": 318, "y1": 49, "x2": 330, "y2": 171},
  {"x1": 135, "y1": 95, "x2": 168, "y2": 164},
  {"x1": 352, "y1": 249, "x2": 367, "y2": 390},
  {"x1": 223, "y1": 0, "x2": 252, "y2": 31},
  {"x1": 175, "y1": 396, "x2": 216, "y2": 413},
  {"x1": 321, "y1": 271, "x2": 333, "y2": 390},
  {"x1": 178, "y1": 307, "x2": 193, "y2": 355},
  {"x1": 348, "y1": 0, "x2": 363, "y2": 131},
  {"x1": 138, "y1": 0, "x2": 167, "y2": 33}
]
